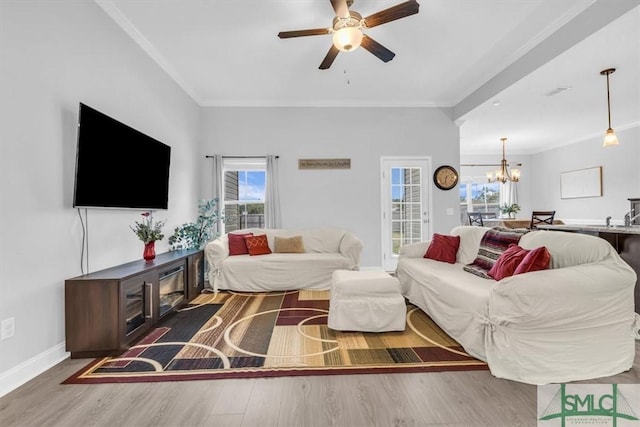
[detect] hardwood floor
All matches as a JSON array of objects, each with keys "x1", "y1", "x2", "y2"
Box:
[{"x1": 1, "y1": 343, "x2": 639, "y2": 427}]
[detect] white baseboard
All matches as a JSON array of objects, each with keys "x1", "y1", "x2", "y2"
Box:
[{"x1": 0, "y1": 342, "x2": 69, "y2": 397}]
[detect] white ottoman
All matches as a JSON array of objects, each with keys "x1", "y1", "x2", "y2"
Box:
[{"x1": 328, "y1": 270, "x2": 406, "y2": 332}]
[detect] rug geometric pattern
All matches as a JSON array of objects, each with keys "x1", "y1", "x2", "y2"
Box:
[{"x1": 63, "y1": 290, "x2": 487, "y2": 384}]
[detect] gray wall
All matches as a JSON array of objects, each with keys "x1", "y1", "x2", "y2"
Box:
[
  {"x1": 529, "y1": 126, "x2": 640, "y2": 224},
  {"x1": 0, "y1": 1, "x2": 201, "y2": 392},
  {"x1": 199, "y1": 107, "x2": 461, "y2": 267}
]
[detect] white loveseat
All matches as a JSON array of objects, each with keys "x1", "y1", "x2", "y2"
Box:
[
  {"x1": 205, "y1": 228, "x2": 363, "y2": 293},
  {"x1": 396, "y1": 225, "x2": 638, "y2": 385}
]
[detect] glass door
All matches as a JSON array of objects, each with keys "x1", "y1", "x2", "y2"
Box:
[{"x1": 381, "y1": 157, "x2": 432, "y2": 271}]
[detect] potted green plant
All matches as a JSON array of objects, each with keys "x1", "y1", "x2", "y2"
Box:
[
  {"x1": 499, "y1": 203, "x2": 521, "y2": 219},
  {"x1": 169, "y1": 198, "x2": 222, "y2": 250},
  {"x1": 131, "y1": 212, "x2": 166, "y2": 261}
]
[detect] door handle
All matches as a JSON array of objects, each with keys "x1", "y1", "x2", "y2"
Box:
[{"x1": 145, "y1": 282, "x2": 153, "y2": 319}]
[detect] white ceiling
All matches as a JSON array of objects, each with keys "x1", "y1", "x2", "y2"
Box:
[{"x1": 97, "y1": 0, "x2": 639, "y2": 155}]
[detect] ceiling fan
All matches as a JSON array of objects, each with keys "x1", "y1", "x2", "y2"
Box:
[{"x1": 278, "y1": 0, "x2": 420, "y2": 70}]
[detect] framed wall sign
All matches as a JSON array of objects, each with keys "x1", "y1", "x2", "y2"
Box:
[
  {"x1": 298, "y1": 158, "x2": 351, "y2": 170},
  {"x1": 560, "y1": 166, "x2": 602, "y2": 199}
]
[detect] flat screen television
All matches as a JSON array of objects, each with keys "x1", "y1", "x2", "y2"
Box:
[{"x1": 73, "y1": 103, "x2": 171, "y2": 210}]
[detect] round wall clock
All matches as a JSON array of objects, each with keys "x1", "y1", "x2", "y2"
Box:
[{"x1": 433, "y1": 165, "x2": 459, "y2": 190}]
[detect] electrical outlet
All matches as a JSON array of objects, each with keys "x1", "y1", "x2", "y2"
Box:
[{"x1": 1, "y1": 317, "x2": 15, "y2": 340}]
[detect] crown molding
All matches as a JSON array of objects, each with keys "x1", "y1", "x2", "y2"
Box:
[{"x1": 94, "y1": 0, "x2": 203, "y2": 105}]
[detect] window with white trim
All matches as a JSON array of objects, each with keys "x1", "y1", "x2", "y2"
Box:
[
  {"x1": 459, "y1": 177, "x2": 501, "y2": 224},
  {"x1": 222, "y1": 158, "x2": 266, "y2": 233}
]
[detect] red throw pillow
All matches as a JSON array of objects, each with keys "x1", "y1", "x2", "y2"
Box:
[
  {"x1": 424, "y1": 233, "x2": 461, "y2": 264},
  {"x1": 228, "y1": 232, "x2": 253, "y2": 255},
  {"x1": 514, "y1": 246, "x2": 551, "y2": 275},
  {"x1": 488, "y1": 244, "x2": 529, "y2": 280},
  {"x1": 244, "y1": 234, "x2": 272, "y2": 256}
]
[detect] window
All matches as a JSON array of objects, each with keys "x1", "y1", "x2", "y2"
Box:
[
  {"x1": 222, "y1": 158, "x2": 266, "y2": 232},
  {"x1": 459, "y1": 178, "x2": 501, "y2": 224}
]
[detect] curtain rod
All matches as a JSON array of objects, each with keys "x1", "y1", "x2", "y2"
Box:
[
  {"x1": 205, "y1": 155, "x2": 279, "y2": 159},
  {"x1": 461, "y1": 163, "x2": 522, "y2": 167}
]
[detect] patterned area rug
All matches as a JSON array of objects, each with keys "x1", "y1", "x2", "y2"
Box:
[{"x1": 63, "y1": 290, "x2": 487, "y2": 384}]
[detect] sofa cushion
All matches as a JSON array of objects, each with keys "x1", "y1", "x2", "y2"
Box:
[
  {"x1": 396, "y1": 256, "x2": 494, "y2": 358},
  {"x1": 450, "y1": 226, "x2": 491, "y2": 264},
  {"x1": 464, "y1": 227, "x2": 529, "y2": 279},
  {"x1": 514, "y1": 246, "x2": 551, "y2": 275},
  {"x1": 216, "y1": 252, "x2": 351, "y2": 292},
  {"x1": 228, "y1": 232, "x2": 253, "y2": 255},
  {"x1": 274, "y1": 235, "x2": 305, "y2": 253},
  {"x1": 488, "y1": 244, "x2": 529, "y2": 280},
  {"x1": 245, "y1": 234, "x2": 272, "y2": 256},
  {"x1": 519, "y1": 230, "x2": 612, "y2": 269},
  {"x1": 424, "y1": 233, "x2": 460, "y2": 264}
]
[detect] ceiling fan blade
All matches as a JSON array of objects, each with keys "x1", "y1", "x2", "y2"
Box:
[
  {"x1": 278, "y1": 28, "x2": 331, "y2": 39},
  {"x1": 330, "y1": 0, "x2": 350, "y2": 19},
  {"x1": 361, "y1": 35, "x2": 395, "y2": 63},
  {"x1": 319, "y1": 45, "x2": 340, "y2": 69},
  {"x1": 363, "y1": 0, "x2": 420, "y2": 28}
]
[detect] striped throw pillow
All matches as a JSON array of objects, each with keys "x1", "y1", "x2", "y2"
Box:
[{"x1": 463, "y1": 227, "x2": 529, "y2": 279}]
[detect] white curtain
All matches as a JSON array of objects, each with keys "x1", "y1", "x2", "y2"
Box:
[
  {"x1": 500, "y1": 181, "x2": 519, "y2": 208},
  {"x1": 210, "y1": 154, "x2": 223, "y2": 234},
  {"x1": 264, "y1": 155, "x2": 281, "y2": 229}
]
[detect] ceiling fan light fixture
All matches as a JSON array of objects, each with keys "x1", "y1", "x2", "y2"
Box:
[
  {"x1": 332, "y1": 26, "x2": 363, "y2": 52},
  {"x1": 278, "y1": 0, "x2": 419, "y2": 69}
]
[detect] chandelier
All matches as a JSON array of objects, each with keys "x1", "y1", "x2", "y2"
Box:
[
  {"x1": 600, "y1": 68, "x2": 619, "y2": 147},
  {"x1": 486, "y1": 138, "x2": 520, "y2": 184}
]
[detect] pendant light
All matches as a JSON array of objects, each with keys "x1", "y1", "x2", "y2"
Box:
[{"x1": 600, "y1": 68, "x2": 619, "y2": 147}]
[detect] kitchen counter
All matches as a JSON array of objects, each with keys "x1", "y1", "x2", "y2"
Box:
[
  {"x1": 536, "y1": 224, "x2": 640, "y2": 235},
  {"x1": 484, "y1": 219, "x2": 564, "y2": 229}
]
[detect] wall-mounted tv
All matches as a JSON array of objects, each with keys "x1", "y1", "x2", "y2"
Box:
[{"x1": 73, "y1": 103, "x2": 171, "y2": 210}]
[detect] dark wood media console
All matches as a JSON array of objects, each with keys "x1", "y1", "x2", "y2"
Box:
[{"x1": 65, "y1": 249, "x2": 204, "y2": 358}]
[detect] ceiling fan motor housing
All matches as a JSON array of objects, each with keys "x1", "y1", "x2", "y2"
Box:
[{"x1": 332, "y1": 11, "x2": 363, "y2": 31}]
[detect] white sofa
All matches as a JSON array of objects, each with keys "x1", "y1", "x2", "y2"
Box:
[
  {"x1": 205, "y1": 228, "x2": 363, "y2": 293},
  {"x1": 396, "y1": 225, "x2": 638, "y2": 385}
]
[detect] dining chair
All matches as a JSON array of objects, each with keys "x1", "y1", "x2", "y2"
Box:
[
  {"x1": 530, "y1": 210, "x2": 556, "y2": 229},
  {"x1": 468, "y1": 212, "x2": 484, "y2": 226}
]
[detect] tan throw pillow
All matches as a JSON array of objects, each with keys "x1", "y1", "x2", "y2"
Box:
[{"x1": 274, "y1": 235, "x2": 305, "y2": 253}]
